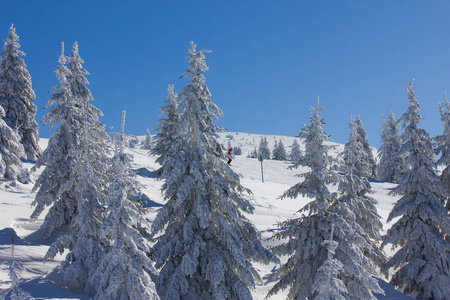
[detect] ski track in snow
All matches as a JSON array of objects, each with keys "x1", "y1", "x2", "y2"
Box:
[{"x1": 0, "y1": 133, "x2": 413, "y2": 299}]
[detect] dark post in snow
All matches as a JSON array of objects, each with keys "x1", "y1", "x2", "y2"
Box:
[{"x1": 258, "y1": 154, "x2": 264, "y2": 183}]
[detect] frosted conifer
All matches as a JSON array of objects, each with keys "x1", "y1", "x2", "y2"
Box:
[
  {"x1": 150, "y1": 41, "x2": 277, "y2": 300},
  {"x1": 0, "y1": 25, "x2": 41, "y2": 161},
  {"x1": 143, "y1": 128, "x2": 152, "y2": 150},
  {"x1": 289, "y1": 139, "x2": 302, "y2": 164},
  {"x1": 271, "y1": 140, "x2": 278, "y2": 159},
  {"x1": 0, "y1": 105, "x2": 30, "y2": 183},
  {"x1": 382, "y1": 80, "x2": 450, "y2": 299},
  {"x1": 0, "y1": 241, "x2": 35, "y2": 300},
  {"x1": 152, "y1": 84, "x2": 179, "y2": 175},
  {"x1": 377, "y1": 112, "x2": 404, "y2": 183},
  {"x1": 331, "y1": 118, "x2": 386, "y2": 298},
  {"x1": 30, "y1": 43, "x2": 75, "y2": 234},
  {"x1": 268, "y1": 97, "x2": 340, "y2": 300},
  {"x1": 311, "y1": 225, "x2": 347, "y2": 300},
  {"x1": 90, "y1": 112, "x2": 159, "y2": 300},
  {"x1": 272, "y1": 139, "x2": 288, "y2": 161},
  {"x1": 31, "y1": 43, "x2": 110, "y2": 293},
  {"x1": 352, "y1": 115, "x2": 377, "y2": 179},
  {"x1": 436, "y1": 92, "x2": 450, "y2": 206},
  {"x1": 340, "y1": 116, "x2": 384, "y2": 255},
  {"x1": 258, "y1": 136, "x2": 271, "y2": 160}
]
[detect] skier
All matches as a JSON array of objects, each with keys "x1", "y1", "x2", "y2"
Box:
[{"x1": 227, "y1": 148, "x2": 233, "y2": 165}]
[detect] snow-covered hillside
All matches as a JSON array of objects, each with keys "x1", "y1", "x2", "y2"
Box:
[{"x1": 0, "y1": 132, "x2": 413, "y2": 299}]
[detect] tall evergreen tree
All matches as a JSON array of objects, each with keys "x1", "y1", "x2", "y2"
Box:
[
  {"x1": 268, "y1": 100, "x2": 384, "y2": 300},
  {"x1": 353, "y1": 115, "x2": 377, "y2": 179},
  {"x1": 31, "y1": 43, "x2": 110, "y2": 293},
  {"x1": 0, "y1": 105, "x2": 30, "y2": 183},
  {"x1": 258, "y1": 136, "x2": 271, "y2": 160},
  {"x1": 436, "y1": 92, "x2": 450, "y2": 208},
  {"x1": 289, "y1": 139, "x2": 302, "y2": 164},
  {"x1": 271, "y1": 139, "x2": 278, "y2": 159},
  {"x1": 267, "y1": 98, "x2": 340, "y2": 300},
  {"x1": 340, "y1": 116, "x2": 384, "y2": 250},
  {"x1": 44, "y1": 43, "x2": 110, "y2": 294},
  {"x1": 152, "y1": 84, "x2": 179, "y2": 175},
  {"x1": 272, "y1": 139, "x2": 288, "y2": 161},
  {"x1": 382, "y1": 80, "x2": 450, "y2": 299},
  {"x1": 311, "y1": 225, "x2": 347, "y2": 300},
  {"x1": 30, "y1": 43, "x2": 75, "y2": 235},
  {"x1": 150, "y1": 41, "x2": 277, "y2": 300},
  {"x1": 0, "y1": 25, "x2": 41, "y2": 161},
  {"x1": 143, "y1": 128, "x2": 152, "y2": 150},
  {"x1": 377, "y1": 112, "x2": 404, "y2": 183},
  {"x1": 90, "y1": 111, "x2": 159, "y2": 300}
]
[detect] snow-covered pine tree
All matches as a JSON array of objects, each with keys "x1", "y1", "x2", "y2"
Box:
[
  {"x1": 436, "y1": 92, "x2": 450, "y2": 207},
  {"x1": 31, "y1": 43, "x2": 110, "y2": 293},
  {"x1": 45, "y1": 46, "x2": 110, "y2": 294},
  {"x1": 329, "y1": 117, "x2": 386, "y2": 298},
  {"x1": 258, "y1": 136, "x2": 271, "y2": 160},
  {"x1": 143, "y1": 128, "x2": 152, "y2": 150},
  {"x1": 311, "y1": 225, "x2": 347, "y2": 300},
  {"x1": 0, "y1": 105, "x2": 30, "y2": 183},
  {"x1": 152, "y1": 84, "x2": 179, "y2": 175},
  {"x1": 90, "y1": 111, "x2": 159, "y2": 300},
  {"x1": 267, "y1": 97, "x2": 340, "y2": 300},
  {"x1": 0, "y1": 239, "x2": 35, "y2": 300},
  {"x1": 352, "y1": 115, "x2": 377, "y2": 179},
  {"x1": 272, "y1": 139, "x2": 288, "y2": 161},
  {"x1": 271, "y1": 139, "x2": 278, "y2": 159},
  {"x1": 289, "y1": 139, "x2": 302, "y2": 164},
  {"x1": 377, "y1": 112, "x2": 404, "y2": 183},
  {"x1": 0, "y1": 25, "x2": 41, "y2": 161},
  {"x1": 382, "y1": 80, "x2": 450, "y2": 300},
  {"x1": 340, "y1": 116, "x2": 385, "y2": 262},
  {"x1": 30, "y1": 43, "x2": 76, "y2": 236},
  {"x1": 150, "y1": 41, "x2": 277, "y2": 300}
]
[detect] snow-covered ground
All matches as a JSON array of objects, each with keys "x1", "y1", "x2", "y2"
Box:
[{"x1": 0, "y1": 132, "x2": 413, "y2": 299}]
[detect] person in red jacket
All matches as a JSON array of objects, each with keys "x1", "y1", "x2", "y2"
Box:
[{"x1": 227, "y1": 148, "x2": 233, "y2": 165}]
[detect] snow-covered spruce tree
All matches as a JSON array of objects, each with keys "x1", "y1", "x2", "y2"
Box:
[
  {"x1": 0, "y1": 25, "x2": 41, "y2": 161},
  {"x1": 152, "y1": 84, "x2": 179, "y2": 175},
  {"x1": 258, "y1": 136, "x2": 271, "y2": 160},
  {"x1": 31, "y1": 43, "x2": 110, "y2": 293},
  {"x1": 271, "y1": 140, "x2": 278, "y2": 159},
  {"x1": 382, "y1": 80, "x2": 450, "y2": 300},
  {"x1": 30, "y1": 43, "x2": 76, "y2": 236},
  {"x1": 340, "y1": 116, "x2": 385, "y2": 264},
  {"x1": 330, "y1": 118, "x2": 386, "y2": 298},
  {"x1": 267, "y1": 97, "x2": 340, "y2": 300},
  {"x1": 143, "y1": 128, "x2": 152, "y2": 150},
  {"x1": 0, "y1": 241, "x2": 35, "y2": 300},
  {"x1": 289, "y1": 139, "x2": 302, "y2": 163},
  {"x1": 436, "y1": 92, "x2": 450, "y2": 207},
  {"x1": 43, "y1": 42, "x2": 109, "y2": 294},
  {"x1": 352, "y1": 115, "x2": 377, "y2": 179},
  {"x1": 0, "y1": 105, "x2": 30, "y2": 183},
  {"x1": 272, "y1": 139, "x2": 288, "y2": 161},
  {"x1": 311, "y1": 225, "x2": 347, "y2": 300},
  {"x1": 150, "y1": 41, "x2": 277, "y2": 300},
  {"x1": 90, "y1": 111, "x2": 159, "y2": 300},
  {"x1": 377, "y1": 112, "x2": 404, "y2": 183}
]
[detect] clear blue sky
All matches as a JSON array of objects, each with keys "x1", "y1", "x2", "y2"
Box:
[{"x1": 2, "y1": 1, "x2": 449, "y2": 148}]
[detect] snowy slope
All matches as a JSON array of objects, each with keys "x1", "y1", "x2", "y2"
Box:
[{"x1": 0, "y1": 132, "x2": 413, "y2": 299}]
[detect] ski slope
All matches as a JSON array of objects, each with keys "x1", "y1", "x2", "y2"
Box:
[{"x1": 0, "y1": 132, "x2": 413, "y2": 299}]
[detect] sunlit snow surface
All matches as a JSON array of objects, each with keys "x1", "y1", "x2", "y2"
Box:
[{"x1": 0, "y1": 133, "x2": 413, "y2": 299}]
